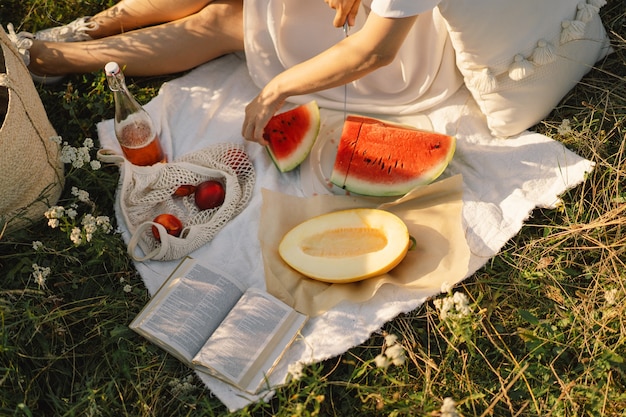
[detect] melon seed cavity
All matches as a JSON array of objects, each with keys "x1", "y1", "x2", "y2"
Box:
[{"x1": 299, "y1": 228, "x2": 388, "y2": 258}]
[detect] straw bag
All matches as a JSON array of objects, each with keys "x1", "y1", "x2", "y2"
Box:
[
  {"x1": 98, "y1": 143, "x2": 256, "y2": 261},
  {"x1": 0, "y1": 27, "x2": 64, "y2": 234}
]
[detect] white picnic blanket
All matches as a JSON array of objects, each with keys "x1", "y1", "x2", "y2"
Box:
[{"x1": 97, "y1": 53, "x2": 593, "y2": 411}]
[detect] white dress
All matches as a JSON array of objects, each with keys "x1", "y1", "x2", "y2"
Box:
[{"x1": 243, "y1": 0, "x2": 463, "y2": 114}]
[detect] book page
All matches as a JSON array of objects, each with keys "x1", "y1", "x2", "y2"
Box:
[
  {"x1": 192, "y1": 288, "x2": 306, "y2": 392},
  {"x1": 130, "y1": 259, "x2": 245, "y2": 363}
]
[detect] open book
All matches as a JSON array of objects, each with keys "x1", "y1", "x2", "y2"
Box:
[{"x1": 130, "y1": 257, "x2": 308, "y2": 394}]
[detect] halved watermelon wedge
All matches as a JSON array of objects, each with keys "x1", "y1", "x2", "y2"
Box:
[
  {"x1": 330, "y1": 116, "x2": 455, "y2": 196},
  {"x1": 264, "y1": 101, "x2": 320, "y2": 172}
]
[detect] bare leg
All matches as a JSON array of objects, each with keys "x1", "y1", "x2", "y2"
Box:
[
  {"x1": 28, "y1": 0, "x2": 244, "y2": 77},
  {"x1": 87, "y1": 0, "x2": 216, "y2": 38}
]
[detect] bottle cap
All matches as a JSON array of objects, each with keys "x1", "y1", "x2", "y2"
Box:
[{"x1": 105, "y1": 61, "x2": 120, "y2": 76}]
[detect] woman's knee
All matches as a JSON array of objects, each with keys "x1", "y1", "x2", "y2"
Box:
[{"x1": 193, "y1": 0, "x2": 243, "y2": 32}]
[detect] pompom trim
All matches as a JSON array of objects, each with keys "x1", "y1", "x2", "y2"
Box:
[
  {"x1": 560, "y1": 19, "x2": 587, "y2": 44},
  {"x1": 469, "y1": 0, "x2": 607, "y2": 93},
  {"x1": 531, "y1": 39, "x2": 557, "y2": 65},
  {"x1": 509, "y1": 54, "x2": 534, "y2": 81},
  {"x1": 576, "y1": 1, "x2": 599, "y2": 23},
  {"x1": 469, "y1": 0, "x2": 603, "y2": 92},
  {"x1": 470, "y1": 68, "x2": 498, "y2": 93}
]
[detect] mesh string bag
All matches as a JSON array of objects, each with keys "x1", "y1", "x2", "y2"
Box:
[{"x1": 98, "y1": 142, "x2": 255, "y2": 261}]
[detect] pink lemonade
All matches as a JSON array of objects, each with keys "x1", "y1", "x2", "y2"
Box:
[{"x1": 117, "y1": 120, "x2": 166, "y2": 166}]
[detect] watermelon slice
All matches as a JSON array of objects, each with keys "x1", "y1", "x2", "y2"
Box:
[
  {"x1": 330, "y1": 116, "x2": 455, "y2": 197},
  {"x1": 264, "y1": 101, "x2": 320, "y2": 172}
]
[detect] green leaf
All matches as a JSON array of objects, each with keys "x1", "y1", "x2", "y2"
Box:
[{"x1": 518, "y1": 309, "x2": 540, "y2": 325}]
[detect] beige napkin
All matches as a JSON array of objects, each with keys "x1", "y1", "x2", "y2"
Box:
[{"x1": 259, "y1": 174, "x2": 470, "y2": 317}]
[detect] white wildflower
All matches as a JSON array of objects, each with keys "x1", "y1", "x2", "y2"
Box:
[
  {"x1": 375, "y1": 333, "x2": 406, "y2": 369},
  {"x1": 453, "y1": 292, "x2": 471, "y2": 317},
  {"x1": 96, "y1": 215, "x2": 113, "y2": 233},
  {"x1": 44, "y1": 206, "x2": 64, "y2": 219},
  {"x1": 168, "y1": 375, "x2": 197, "y2": 397},
  {"x1": 65, "y1": 208, "x2": 78, "y2": 220},
  {"x1": 44, "y1": 206, "x2": 65, "y2": 229},
  {"x1": 90, "y1": 160, "x2": 101, "y2": 170},
  {"x1": 123, "y1": 284, "x2": 132, "y2": 293},
  {"x1": 557, "y1": 119, "x2": 573, "y2": 136},
  {"x1": 287, "y1": 361, "x2": 305, "y2": 381},
  {"x1": 71, "y1": 187, "x2": 90, "y2": 203},
  {"x1": 604, "y1": 288, "x2": 618, "y2": 306},
  {"x1": 59, "y1": 143, "x2": 77, "y2": 164},
  {"x1": 433, "y1": 296, "x2": 455, "y2": 320},
  {"x1": 32, "y1": 241, "x2": 43, "y2": 251},
  {"x1": 82, "y1": 214, "x2": 98, "y2": 242},
  {"x1": 50, "y1": 135, "x2": 63, "y2": 145},
  {"x1": 384, "y1": 333, "x2": 399, "y2": 347},
  {"x1": 385, "y1": 343, "x2": 406, "y2": 366},
  {"x1": 83, "y1": 138, "x2": 94, "y2": 148},
  {"x1": 434, "y1": 292, "x2": 473, "y2": 320},
  {"x1": 374, "y1": 354, "x2": 391, "y2": 369},
  {"x1": 73, "y1": 146, "x2": 91, "y2": 168},
  {"x1": 31, "y1": 263, "x2": 51, "y2": 288},
  {"x1": 441, "y1": 397, "x2": 460, "y2": 417},
  {"x1": 70, "y1": 227, "x2": 82, "y2": 246},
  {"x1": 441, "y1": 281, "x2": 452, "y2": 294}
]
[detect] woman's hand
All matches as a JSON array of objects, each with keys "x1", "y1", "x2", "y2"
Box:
[
  {"x1": 242, "y1": 87, "x2": 285, "y2": 145},
  {"x1": 324, "y1": 0, "x2": 360, "y2": 28}
]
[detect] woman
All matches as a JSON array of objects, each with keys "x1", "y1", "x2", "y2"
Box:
[
  {"x1": 242, "y1": 0, "x2": 461, "y2": 143},
  {"x1": 8, "y1": 0, "x2": 461, "y2": 144}
]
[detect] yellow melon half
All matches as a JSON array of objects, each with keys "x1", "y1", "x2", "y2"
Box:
[{"x1": 278, "y1": 208, "x2": 410, "y2": 283}]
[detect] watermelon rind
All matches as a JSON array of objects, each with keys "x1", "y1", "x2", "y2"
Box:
[{"x1": 265, "y1": 101, "x2": 321, "y2": 173}]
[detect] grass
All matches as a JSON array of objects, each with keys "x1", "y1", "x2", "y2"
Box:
[{"x1": 1, "y1": 0, "x2": 625, "y2": 416}]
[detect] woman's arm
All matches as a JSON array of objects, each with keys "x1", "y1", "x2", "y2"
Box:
[{"x1": 242, "y1": 12, "x2": 418, "y2": 144}]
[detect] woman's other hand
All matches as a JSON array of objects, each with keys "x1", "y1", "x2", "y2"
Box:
[{"x1": 324, "y1": 0, "x2": 360, "y2": 28}]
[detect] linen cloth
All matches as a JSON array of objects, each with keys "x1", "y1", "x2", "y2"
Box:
[{"x1": 97, "y1": 53, "x2": 593, "y2": 411}]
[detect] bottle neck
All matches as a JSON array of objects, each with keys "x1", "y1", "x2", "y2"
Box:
[
  {"x1": 106, "y1": 69, "x2": 144, "y2": 120},
  {"x1": 106, "y1": 71, "x2": 126, "y2": 93}
]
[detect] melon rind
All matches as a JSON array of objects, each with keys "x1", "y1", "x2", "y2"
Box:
[
  {"x1": 266, "y1": 101, "x2": 321, "y2": 173},
  {"x1": 330, "y1": 116, "x2": 456, "y2": 197},
  {"x1": 278, "y1": 208, "x2": 410, "y2": 283}
]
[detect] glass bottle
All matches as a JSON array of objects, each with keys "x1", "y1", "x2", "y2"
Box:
[{"x1": 104, "y1": 61, "x2": 166, "y2": 166}]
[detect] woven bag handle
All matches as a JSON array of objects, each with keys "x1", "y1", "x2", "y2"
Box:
[
  {"x1": 0, "y1": 28, "x2": 63, "y2": 181},
  {"x1": 127, "y1": 221, "x2": 170, "y2": 261}
]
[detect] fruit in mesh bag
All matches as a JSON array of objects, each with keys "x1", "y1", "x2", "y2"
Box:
[
  {"x1": 226, "y1": 148, "x2": 252, "y2": 176},
  {"x1": 194, "y1": 180, "x2": 226, "y2": 210},
  {"x1": 152, "y1": 214, "x2": 184, "y2": 240},
  {"x1": 173, "y1": 184, "x2": 197, "y2": 197}
]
